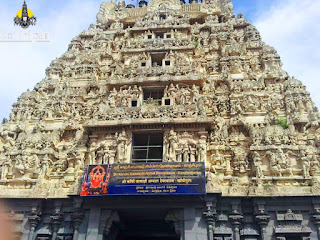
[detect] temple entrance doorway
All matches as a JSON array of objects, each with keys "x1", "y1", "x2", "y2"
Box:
[{"x1": 108, "y1": 208, "x2": 180, "y2": 240}]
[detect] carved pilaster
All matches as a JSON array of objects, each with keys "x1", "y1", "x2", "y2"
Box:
[
  {"x1": 312, "y1": 198, "x2": 320, "y2": 239},
  {"x1": 255, "y1": 214, "x2": 270, "y2": 240},
  {"x1": 312, "y1": 213, "x2": 320, "y2": 237},
  {"x1": 311, "y1": 208, "x2": 320, "y2": 239},
  {"x1": 253, "y1": 200, "x2": 270, "y2": 240},
  {"x1": 71, "y1": 198, "x2": 84, "y2": 240},
  {"x1": 165, "y1": 209, "x2": 184, "y2": 238},
  {"x1": 229, "y1": 200, "x2": 243, "y2": 240},
  {"x1": 203, "y1": 195, "x2": 217, "y2": 240},
  {"x1": 27, "y1": 200, "x2": 42, "y2": 240},
  {"x1": 71, "y1": 211, "x2": 84, "y2": 239},
  {"x1": 103, "y1": 210, "x2": 120, "y2": 236},
  {"x1": 229, "y1": 213, "x2": 243, "y2": 240},
  {"x1": 27, "y1": 213, "x2": 41, "y2": 240},
  {"x1": 275, "y1": 209, "x2": 311, "y2": 238},
  {"x1": 71, "y1": 211, "x2": 84, "y2": 240},
  {"x1": 50, "y1": 211, "x2": 63, "y2": 240}
]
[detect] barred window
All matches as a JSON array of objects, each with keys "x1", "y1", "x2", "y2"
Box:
[
  {"x1": 131, "y1": 133, "x2": 163, "y2": 163},
  {"x1": 143, "y1": 89, "x2": 164, "y2": 105}
]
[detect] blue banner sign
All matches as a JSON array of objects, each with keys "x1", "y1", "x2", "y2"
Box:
[{"x1": 80, "y1": 162, "x2": 206, "y2": 196}]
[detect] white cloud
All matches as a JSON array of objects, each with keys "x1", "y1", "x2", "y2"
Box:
[
  {"x1": 0, "y1": 0, "x2": 101, "y2": 120},
  {"x1": 254, "y1": 0, "x2": 320, "y2": 109}
]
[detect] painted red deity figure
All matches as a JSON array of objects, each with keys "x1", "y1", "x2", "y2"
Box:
[
  {"x1": 90, "y1": 165, "x2": 106, "y2": 188},
  {"x1": 80, "y1": 165, "x2": 111, "y2": 196}
]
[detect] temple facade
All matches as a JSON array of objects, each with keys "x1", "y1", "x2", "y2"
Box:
[{"x1": 1, "y1": 0, "x2": 320, "y2": 239}]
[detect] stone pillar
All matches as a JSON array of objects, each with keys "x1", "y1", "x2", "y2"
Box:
[
  {"x1": 229, "y1": 214, "x2": 242, "y2": 240},
  {"x1": 72, "y1": 213, "x2": 83, "y2": 240},
  {"x1": 198, "y1": 132, "x2": 208, "y2": 163},
  {"x1": 50, "y1": 211, "x2": 63, "y2": 240},
  {"x1": 184, "y1": 208, "x2": 207, "y2": 240},
  {"x1": 27, "y1": 214, "x2": 41, "y2": 240},
  {"x1": 203, "y1": 196, "x2": 217, "y2": 240},
  {"x1": 229, "y1": 200, "x2": 243, "y2": 240},
  {"x1": 103, "y1": 210, "x2": 120, "y2": 237},
  {"x1": 312, "y1": 198, "x2": 320, "y2": 239},
  {"x1": 71, "y1": 210, "x2": 84, "y2": 240},
  {"x1": 165, "y1": 210, "x2": 184, "y2": 240},
  {"x1": 71, "y1": 198, "x2": 84, "y2": 240},
  {"x1": 27, "y1": 200, "x2": 42, "y2": 240},
  {"x1": 312, "y1": 210, "x2": 320, "y2": 238},
  {"x1": 86, "y1": 208, "x2": 102, "y2": 240},
  {"x1": 255, "y1": 214, "x2": 270, "y2": 240},
  {"x1": 254, "y1": 199, "x2": 270, "y2": 240}
]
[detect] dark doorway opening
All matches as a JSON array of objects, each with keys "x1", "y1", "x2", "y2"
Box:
[
  {"x1": 277, "y1": 235, "x2": 303, "y2": 240},
  {"x1": 151, "y1": 53, "x2": 165, "y2": 66},
  {"x1": 116, "y1": 220, "x2": 179, "y2": 240},
  {"x1": 110, "y1": 208, "x2": 180, "y2": 240}
]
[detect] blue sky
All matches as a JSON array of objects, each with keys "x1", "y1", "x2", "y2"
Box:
[{"x1": 0, "y1": 0, "x2": 319, "y2": 120}]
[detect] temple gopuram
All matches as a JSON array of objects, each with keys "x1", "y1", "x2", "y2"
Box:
[{"x1": 1, "y1": 0, "x2": 320, "y2": 239}]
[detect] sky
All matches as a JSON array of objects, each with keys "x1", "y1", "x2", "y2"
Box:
[{"x1": 0, "y1": 0, "x2": 319, "y2": 121}]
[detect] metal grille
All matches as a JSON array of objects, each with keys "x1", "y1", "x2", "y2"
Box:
[{"x1": 131, "y1": 133, "x2": 163, "y2": 163}]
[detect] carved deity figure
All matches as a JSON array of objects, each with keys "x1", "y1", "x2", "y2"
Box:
[
  {"x1": 304, "y1": 111, "x2": 320, "y2": 133},
  {"x1": 0, "y1": 128, "x2": 15, "y2": 153},
  {"x1": 244, "y1": 96, "x2": 256, "y2": 112},
  {"x1": 300, "y1": 150, "x2": 310, "y2": 178},
  {"x1": 267, "y1": 151, "x2": 281, "y2": 177},
  {"x1": 267, "y1": 150, "x2": 294, "y2": 177},
  {"x1": 252, "y1": 151, "x2": 263, "y2": 178},
  {"x1": 164, "y1": 83, "x2": 177, "y2": 98},
  {"x1": 182, "y1": 143, "x2": 189, "y2": 162},
  {"x1": 197, "y1": 135, "x2": 207, "y2": 162},
  {"x1": 276, "y1": 149, "x2": 294, "y2": 177},
  {"x1": 1, "y1": 158, "x2": 12, "y2": 180},
  {"x1": 39, "y1": 154, "x2": 52, "y2": 179},
  {"x1": 306, "y1": 147, "x2": 320, "y2": 175},
  {"x1": 108, "y1": 88, "x2": 117, "y2": 108},
  {"x1": 94, "y1": 138, "x2": 115, "y2": 164},
  {"x1": 116, "y1": 129, "x2": 129, "y2": 163},
  {"x1": 167, "y1": 128, "x2": 178, "y2": 162},
  {"x1": 211, "y1": 150, "x2": 224, "y2": 168},
  {"x1": 13, "y1": 153, "x2": 41, "y2": 179},
  {"x1": 53, "y1": 159, "x2": 68, "y2": 174},
  {"x1": 191, "y1": 85, "x2": 200, "y2": 103},
  {"x1": 88, "y1": 140, "x2": 97, "y2": 165}
]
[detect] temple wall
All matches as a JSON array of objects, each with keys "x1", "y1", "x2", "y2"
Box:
[{"x1": 2, "y1": 195, "x2": 320, "y2": 240}]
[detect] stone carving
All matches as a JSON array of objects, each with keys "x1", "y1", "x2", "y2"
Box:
[
  {"x1": 275, "y1": 209, "x2": 312, "y2": 238},
  {"x1": 107, "y1": 85, "x2": 142, "y2": 108},
  {"x1": 164, "y1": 129, "x2": 208, "y2": 163},
  {"x1": 116, "y1": 129, "x2": 130, "y2": 163},
  {"x1": 1, "y1": 158, "x2": 13, "y2": 180},
  {"x1": 93, "y1": 137, "x2": 115, "y2": 165},
  {"x1": 0, "y1": 0, "x2": 319, "y2": 198},
  {"x1": 252, "y1": 151, "x2": 263, "y2": 178},
  {"x1": 164, "y1": 84, "x2": 200, "y2": 105},
  {"x1": 166, "y1": 128, "x2": 179, "y2": 162},
  {"x1": 267, "y1": 150, "x2": 294, "y2": 177}
]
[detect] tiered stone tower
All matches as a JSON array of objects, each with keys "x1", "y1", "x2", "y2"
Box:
[{"x1": 1, "y1": 0, "x2": 320, "y2": 239}]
